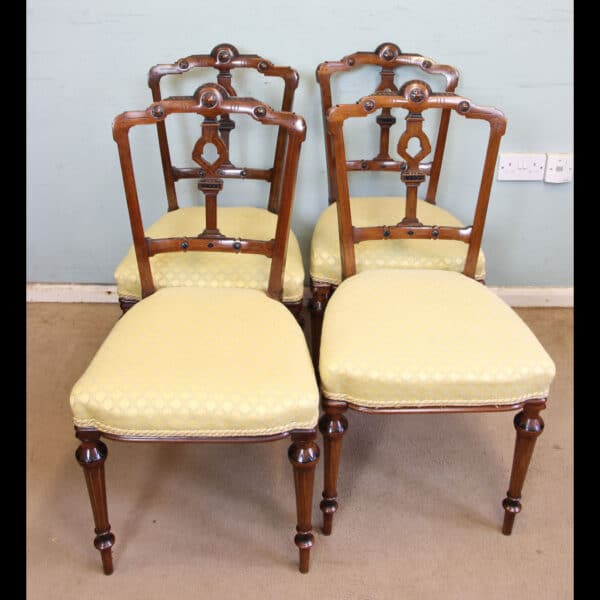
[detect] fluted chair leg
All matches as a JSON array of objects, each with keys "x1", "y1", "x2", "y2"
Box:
[
  {"x1": 318, "y1": 402, "x2": 348, "y2": 535},
  {"x1": 502, "y1": 400, "x2": 546, "y2": 535},
  {"x1": 75, "y1": 428, "x2": 115, "y2": 575},
  {"x1": 288, "y1": 431, "x2": 320, "y2": 573}
]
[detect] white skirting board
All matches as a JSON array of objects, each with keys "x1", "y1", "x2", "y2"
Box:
[{"x1": 26, "y1": 282, "x2": 573, "y2": 307}]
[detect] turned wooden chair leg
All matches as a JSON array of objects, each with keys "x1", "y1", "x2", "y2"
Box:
[
  {"x1": 288, "y1": 431, "x2": 320, "y2": 573},
  {"x1": 75, "y1": 428, "x2": 115, "y2": 575},
  {"x1": 502, "y1": 400, "x2": 546, "y2": 535},
  {"x1": 309, "y1": 282, "x2": 332, "y2": 371},
  {"x1": 318, "y1": 401, "x2": 348, "y2": 535}
]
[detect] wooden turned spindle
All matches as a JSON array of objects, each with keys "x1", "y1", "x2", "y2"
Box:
[
  {"x1": 75, "y1": 429, "x2": 115, "y2": 575},
  {"x1": 288, "y1": 431, "x2": 320, "y2": 573},
  {"x1": 318, "y1": 403, "x2": 348, "y2": 535},
  {"x1": 502, "y1": 401, "x2": 546, "y2": 535}
]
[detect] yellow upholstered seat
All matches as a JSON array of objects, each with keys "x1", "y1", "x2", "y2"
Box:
[
  {"x1": 115, "y1": 206, "x2": 305, "y2": 303},
  {"x1": 71, "y1": 287, "x2": 319, "y2": 438},
  {"x1": 310, "y1": 197, "x2": 486, "y2": 285},
  {"x1": 320, "y1": 270, "x2": 555, "y2": 408}
]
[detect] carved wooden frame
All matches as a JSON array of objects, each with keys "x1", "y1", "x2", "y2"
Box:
[
  {"x1": 311, "y1": 44, "x2": 462, "y2": 362},
  {"x1": 75, "y1": 426, "x2": 319, "y2": 574},
  {"x1": 112, "y1": 83, "x2": 306, "y2": 303},
  {"x1": 148, "y1": 43, "x2": 299, "y2": 215},
  {"x1": 316, "y1": 83, "x2": 543, "y2": 541},
  {"x1": 74, "y1": 87, "x2": 318, "y2": 574},
  {"x1": 326, "y1": 81, "x2": 506, "y2": 281},
  {"x1": 315, "y1": 42, "x2": 459, "y2": 207},
  {"x1": 119, "y1": 45, "x2": 303, "y2": 321},
  {"x1": 318, "y1": 398, "x2": 546, "y2": 537}
]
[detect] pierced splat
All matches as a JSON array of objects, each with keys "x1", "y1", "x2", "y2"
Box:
[
  {"x1": 397, "y1": 115, "x2": 431, "y2": 165},
  {"x1": 397, "y1": 107, "x2": 432, "y2": 223},
  {"x1": 192, "y1": 117, "x2": 229, "y2": 237}
]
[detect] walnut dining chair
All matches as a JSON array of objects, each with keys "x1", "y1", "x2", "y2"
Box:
[
  {"x1": 317, "y1": 81, "x2": 555, "y2": 543},
  {"x1": 114, "y1": 44, "x2": 306, "y2": 323},
  {"x1": 71, "y1": 84, "x2": 320, "y2": 574},
  {"x1": 310, "y1": 43, "x2": 485, "y2": 364}
]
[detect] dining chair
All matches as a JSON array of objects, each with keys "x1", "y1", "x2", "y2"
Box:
[
  {"x1": 310, "y1": 43, "x2": 485, "y2": 363},
  {"x1": 71, "y1": 84, "x2": 320, "y2": 574},
  {"x1": 317, "y1": 80, "x2": 556, "y2": 542},
  {"x1": 115, "y1": 43, "x2": 306, "y2": 323}
]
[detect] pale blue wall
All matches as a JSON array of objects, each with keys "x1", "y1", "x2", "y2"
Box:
[{"x1": 27, "y1": 0, "x2": 573, "y2": 286}]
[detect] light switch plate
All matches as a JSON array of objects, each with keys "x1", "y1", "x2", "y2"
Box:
[
  {"x1": 497, "y1": 153, "x2": 546, "y2": 181},
  {"x1": 544, "y1": 153, "x2": 573, "y2": 183}
]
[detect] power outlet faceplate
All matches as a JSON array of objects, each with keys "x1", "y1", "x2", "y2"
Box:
[
  {"x1": 497, "y1": 153, "x2": 546, "y2": 181},
  {"x1": 544, "y1": 153, "x2": 573, "y2": 183}
]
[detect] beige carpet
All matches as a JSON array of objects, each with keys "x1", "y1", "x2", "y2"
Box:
[{"x1": 26, "y1": 303, "x2": 573, "y2": 600}]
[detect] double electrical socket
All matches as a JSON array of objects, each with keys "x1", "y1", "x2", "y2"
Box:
[{"x1": 497, "y1": 152, "x2": 573, "y2": 183}]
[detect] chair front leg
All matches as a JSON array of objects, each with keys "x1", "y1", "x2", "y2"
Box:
[
  {"x1": 288, "y1": 430, "x2": 320, "y2": 573},
  {"x1": 502, "y1": 399, "x2": 546, "y2": 535},
  {"x1": 318, "y1": 401, "x2": 348, "y2": 535},
  {"x1": 75, "y1": 428, "x2": 115, "y2": 575}
]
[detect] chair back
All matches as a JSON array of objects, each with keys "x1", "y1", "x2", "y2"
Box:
[
  {"x1": 326, "y1": 80, "x2": 506, "y2": 280},
  {"x1": 316, "y1": 43, "x2": 460, "y2": 206},
  {"x1": 148, "y1": 43, "x2": 299, "y2": 213},
  {"x1": 112, "y1": 83, "x2": 306, "y2": 300}
]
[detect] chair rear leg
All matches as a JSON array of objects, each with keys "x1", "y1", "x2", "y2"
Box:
[
  {"x1": 75, "y1": 428, "x2": 115, "y2": 574},
  {"x1": 284, "y1": 300, "x2": 305, "y2": 328},
  {"x1": 309, "y1": 282, "x2": 332, "y2": 372},
  {"x1": 288, "y1": 430, "x2": 320, "y2": 573},
  {"x1": 502, "y1": 400, "x2": 546, "y2": 535}
]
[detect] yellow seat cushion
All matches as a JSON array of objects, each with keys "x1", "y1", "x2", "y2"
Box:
[
  {"x1": 115, "y1": 206, "x2": 305, "y2": 303},
  {"x1": 310, "y1": 197, "x2": 486, "y2": 285},
  {"x1": 320, "y1": 270, "x2": 555, "y2": 408},
  {"x1": 70, "y1": 287, "x2": 319, "y2": 438}
]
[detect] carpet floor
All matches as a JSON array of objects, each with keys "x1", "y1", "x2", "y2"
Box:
[{"x1": 26, "y1": 303, "x2": 573, "y2": 599}]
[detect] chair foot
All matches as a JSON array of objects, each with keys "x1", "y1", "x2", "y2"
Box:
[
  {"x1": 295, "y1": 532, "x2": 314, "y2": 574},
  {"x1": 288, "y1": 430, "x2": 320, "y2": 573},
  {"x1": 75, "y1": 428, "x2": 115, "y2": 575},
  {"x1": 501, "y1": 497, "x2": 520, "y2": 535},
  {"x1": 501, "y1": 400, "x2": 545, "y2": 535},
  {"x1": 320, "y1": 500, "x2": 336, "y2": 536},
  {"x1": 118, "y1": 296, "x2": 138, "y2": 315},
  {"x1": 318, "y1": 401, "x2": 348, "y2": 535}
]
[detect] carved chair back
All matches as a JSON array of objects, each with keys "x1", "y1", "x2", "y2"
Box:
[
  {"x1": 326, "y1": 80, "x2": 506, "y2": 281},
  {"x1": 148, "y1": 43, "x2": 299, "y2": 214},
  {"x1": 316, "y1": 43, "x2": 460, "y2": 206},
  {"x1": 112, "y1": 83, "x2": 306, "y2": 301}
]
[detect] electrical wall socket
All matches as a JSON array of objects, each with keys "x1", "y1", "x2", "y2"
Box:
[
  {"x1": 544, "y1": 153, "x2": 573, "y2": 183},
  {"x1": 497, "y1": 153, "x2": 546, "y2": 181}
]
